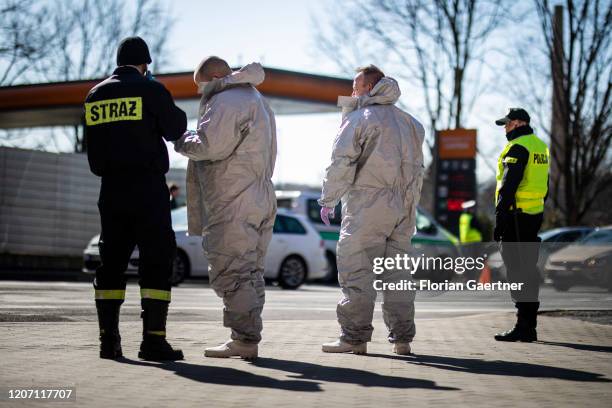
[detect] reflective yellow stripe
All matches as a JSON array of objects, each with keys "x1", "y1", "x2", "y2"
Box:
[
  {"x1": 140, "y1": 288, "x2": 171, "y2": 301},
  {"x1": 95, "y1": 289, "x2": 126, "y2": 300},
  {"x1": 503, "y1": 157, "x2": 518, "y2": 164},
  {"x1": 516, "y1": 198, "x2": 544, "y2": 214},
  {"x1": 146, "y1": 331, "x2": 166, "y2": 336},
  {"x1": 85, "y1": 97, "x2": 142, "y2": 126},
  {"x1": 516, "y1": 199, "x2": 544, "y2": 209},
  {"x1": 516, "y1": 191, "x2": 545, "y2": 199}
]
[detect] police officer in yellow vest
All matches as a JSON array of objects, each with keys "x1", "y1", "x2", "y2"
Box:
[
  {"x1": 459, "y1": 200, "x2": 483, "y2": 279},
  {"x1": 459, "y1": 200, "x2": 483, "y2": 244},
  {"x1": 493, "y1": 108, "x2": 549, "y2": 342}
]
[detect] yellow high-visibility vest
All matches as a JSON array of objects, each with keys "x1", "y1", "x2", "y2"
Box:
[
  {"x1": 459, "y1": 213, "x2": 482, "y2": 243},
  {"x1": 496, "y1": 133, "x2": 549, "y2": 214}
]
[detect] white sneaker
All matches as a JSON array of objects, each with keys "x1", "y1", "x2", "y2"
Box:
[
  {"x1": 321, "y1": 339, "x2": 367, "y2": 354},
  {"x1": 204, "y1": 340, "x2": 258, "y2": 359},
  {"x1": 392, "y1": 342, "x2": 411, "y2": 355}
]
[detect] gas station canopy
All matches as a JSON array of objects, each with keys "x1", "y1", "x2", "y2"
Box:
[{"x1": 0, "y1": 67, "x2": 353, "y2": 129}]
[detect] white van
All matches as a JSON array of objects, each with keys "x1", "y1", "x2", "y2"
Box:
[{"x1": 276, "y1": 190, "x2": 460, "y2": 281}]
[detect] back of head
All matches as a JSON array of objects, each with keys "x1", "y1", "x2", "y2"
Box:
[
  {"x1": 116, "y1": 36, "x2": 152, "y2": 66},
  {"x1": 356, "y1": 64, "x2": 385, "y2": 89},
  {"x1": 194, "y1": 56, "x2": 232, "y2": 83}
]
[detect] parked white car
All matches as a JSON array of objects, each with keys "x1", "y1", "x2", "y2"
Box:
[{"x1": 83, "y1": 207, "x2": 328, "y2": 289}]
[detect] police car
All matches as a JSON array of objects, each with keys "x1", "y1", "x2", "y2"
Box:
[{"x1": 275, "y1": 190, "x2": 461, "y2": 281}]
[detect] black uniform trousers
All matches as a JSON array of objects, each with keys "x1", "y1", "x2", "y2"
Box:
[
  {"x1": 94, "y1": 173, "x2": 176, "y2": 302},
  {"x1": 499, "y1": 211, "x2": 542, "y2": 328}
]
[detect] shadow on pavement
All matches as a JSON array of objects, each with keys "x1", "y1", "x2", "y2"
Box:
[
  {"x1": 368, "y1": 353, "x2": 612, "y2": 382},
  {"x1": 117, "y1": 358, "x2": 321, "y2": 391},
  {"x1": 537, "y1": 341, "x2": 612, "y2": 353},
  {"x1": 251, "y1": 357, "x2": 458, "y2": 390}
]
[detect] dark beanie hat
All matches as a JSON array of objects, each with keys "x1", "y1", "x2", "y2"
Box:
[{"x1": 116, "y1": 36, "x2": 152, "y2": 66}]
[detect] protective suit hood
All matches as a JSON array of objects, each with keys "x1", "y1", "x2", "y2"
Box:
[
  {"x1": 200, "y1": 62, "x2": 265, "y2": 100},
  {"x1": 337, "y1": 77, "x2": 401, "y2": 117}
]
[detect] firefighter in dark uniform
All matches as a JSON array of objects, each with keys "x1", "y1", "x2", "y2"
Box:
[
  {"x1": 493, "y1": 108, "x2": 549, "y2": 342},
  {"x1": 84, "y1": 37, "x2": 187, "y2": 360}
]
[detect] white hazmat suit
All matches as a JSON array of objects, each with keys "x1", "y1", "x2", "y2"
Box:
[
  {"x1": 174, "y1": 63, "x2": 276, "y2": 345},
  {"x1": 319, "y1": 77, "x2": 425, "y2": 346}
]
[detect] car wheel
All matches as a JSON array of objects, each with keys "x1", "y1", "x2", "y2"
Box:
[
  {"x1": 170, "y1": 250, "x2": 190, "y2": 286},
  {"x1": 552, "y1": 279, "x2": 572, "y2": 292},
  {"x1": 324, "y1": 251, "x2": 338, "y2": 283},
  {"x1": 278, "y1": 255, "x2": 307, "y2": 290}
]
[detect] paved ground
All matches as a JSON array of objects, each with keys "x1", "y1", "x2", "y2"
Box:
[{"x1": 1, "y1": 281, "x2": 611, "y2": 407}]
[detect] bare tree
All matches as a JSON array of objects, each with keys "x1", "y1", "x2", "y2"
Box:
[
  {"x1": 511, "y1": 1, "x2": 611, "y2": 226},
  {"x1": 35, "y1": 0, "x2": 173, "y2": 83},
  {"x1": 0, "y1": 0, "x2": 55, "y2": 85},
  {"x1": 0, "y1": 0, "x2": 174, "y2": 152},
  {"x1": 315, "y1": 0, "x2": 508, "y2": 152}
]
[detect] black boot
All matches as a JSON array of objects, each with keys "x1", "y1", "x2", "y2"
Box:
[
  {"x1": 494, "y1": 302, "x2": 539, "y2": 342},
  {"x1": 96, "y1": 300, "x2": 123, "y2": 359},
  {"x1": 138, "y1": 299, "x2": 184, "y2": 361}
]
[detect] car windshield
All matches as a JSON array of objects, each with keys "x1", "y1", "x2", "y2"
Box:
[
  {"x1": 539, "y1": 229, "x2": 563, "y2": 242},
  {"x1": 171, "y1": 207, "x2": 188, "y2": 229},
  {"x1": 580, "y1": 229, "x2": 612, "y2": 245}
]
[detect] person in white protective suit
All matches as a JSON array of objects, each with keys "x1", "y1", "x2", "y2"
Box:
[
  {"x1": 174, "y1": 57, "x2": 276, "y2": 359},
  {"x1": 319, "y1": 65, "x2": 425, "y2": 356}
]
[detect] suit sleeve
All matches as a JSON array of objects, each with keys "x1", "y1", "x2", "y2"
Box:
[
  {"x1": 318, "y1": 116, "x2": 365, "y2": 208},
  {"x1": 496, "y1": 144, "x2": 529, "y2": 216},
  {"x1": 153, "y1": 83, "x2": 187, "y2": 142},
  {"x1": 174, "y1": 97, "x2": 244, "y2": 162}
]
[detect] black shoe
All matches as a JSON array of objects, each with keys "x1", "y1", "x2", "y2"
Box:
[
  {"x1": 494, "y1": 326, "x2": 537, "y2": 342},
  {"x1": 100, "y1": 334, "x2": 123, "y2": 359},
  {"x1": 138, "y1": 336, "x2": 184, "y2": 361}
]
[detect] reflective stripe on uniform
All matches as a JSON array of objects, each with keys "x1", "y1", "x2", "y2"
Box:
[
  {"x1": 516, "y1": 191, "x2": 546, "y2": 198},
  {"x1": 146, "y1": 330, "x2": 166, "y2": 336},
  {"x1": 140, "y1": 288, "x2": 171, "y2": 302},
  {"x1": 94, "y1": 289, "x2": 126, "y2": 300}
]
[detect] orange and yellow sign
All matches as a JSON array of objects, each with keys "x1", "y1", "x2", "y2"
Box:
[{"x1": 437, "y1": 129, "x2": 477, "y2": 159}]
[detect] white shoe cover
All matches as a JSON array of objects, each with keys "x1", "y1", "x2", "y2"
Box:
[
  {"x1": 321, "y1": 339, "x2": 367, "y2": 354},
  {"x1": 204, "y1": 340, "x2": 258, "y2": 359}
]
